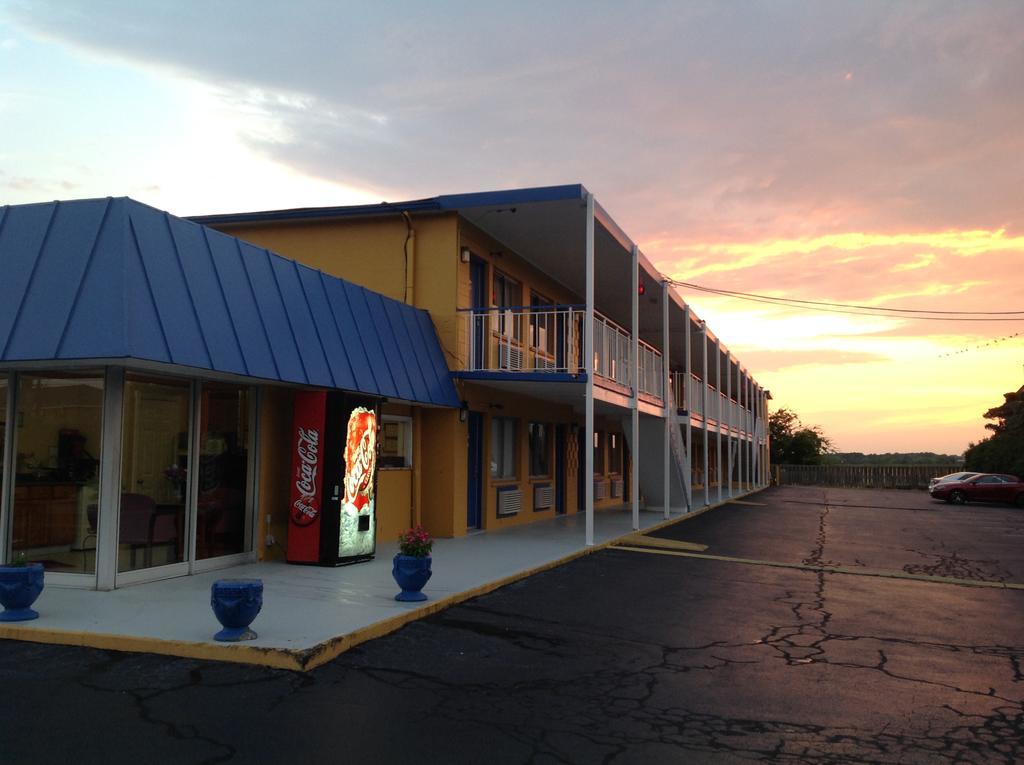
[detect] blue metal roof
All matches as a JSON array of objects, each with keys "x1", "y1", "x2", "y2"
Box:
[
  {"x1": 189, "y1": 183, "x2": 588, "y2": 226},
  {"x1": 0, "y1": 197, "x2": 459, "y2": 407}
]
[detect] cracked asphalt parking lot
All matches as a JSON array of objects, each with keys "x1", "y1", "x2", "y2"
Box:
[{"x1": 1, "y1": 485, "x2": 1022, "y2": 764}]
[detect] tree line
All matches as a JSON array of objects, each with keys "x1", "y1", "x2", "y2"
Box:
[{"x1": 769, "y1": 384, "x2": 1024, "y2": 476}]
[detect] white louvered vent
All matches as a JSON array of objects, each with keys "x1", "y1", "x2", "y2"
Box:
[
  {"x1": 534, "y1": 484, "x2": 554, "y2": 509},
  {"x1": 499, "y1": 341, "x2": 523, "y2": 371},
  {"x1": 533, "y1": 355, "x2": 555, "y2": 371},
  {"x1": 593, "y1": 480, "x2": 607, "y2": 501},
  {"x1": 611, "y1": 478, "x2": 624, "y2": 498},
  {"x1": 496, "y1": 489, "x2": 522, "y2": 517}
]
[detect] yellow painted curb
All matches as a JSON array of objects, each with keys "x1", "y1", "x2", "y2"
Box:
[
  {"x1": 618, "y1": 533, "x2": 708, "y2": 552},
  {"x1": 611, "y1": 545, "x2": 1024, "y2": 591},
  {"x1": 0, "y1": 487, "x2": 766, "y2": 672}
]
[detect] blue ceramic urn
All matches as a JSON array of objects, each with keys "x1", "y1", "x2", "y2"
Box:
[
  {"x1": 0, "y1": 562, "x2": 44, "y2": 622},
  {"x1": 210, "y1": 579, "x2": 263, "y2": 641},
  {"x1": 392, "y1": 554, "x2": 432, "y2": 602}
]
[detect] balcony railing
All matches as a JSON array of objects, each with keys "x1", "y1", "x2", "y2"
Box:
[
  {"x1": 462, "y1": 305, "x2": 584, "y2": 374},
  {"x1": 460, "y1": 306, "x2": 664, "y2": 399},
  {"x1": 670, "y1": 371, "x2": 756, "y2": 432}
]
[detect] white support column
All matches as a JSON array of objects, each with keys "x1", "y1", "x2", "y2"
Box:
[
  {"x1": 661, "y1": 280, "x2": 670, "y2": 520},
  {"x1": 96, "y1": 366, "x2": 124, "y2": 591},
  {"x1": 737, "y1": 364, "x2": 744, "y2": 491},
  {"x1": 631, "y1": 245, "x2": 640, "y2": 531},
  {"x1": 748, "y1": 375, "x2": 754, "y2": 489},
  {"x1": 584, "y1": 194, "x2": 596, "y2": 546},
  {"x1": 683, "y1": 305, "x2": 692, "y2": 512},
  {"x1": 716, "y1": 338, "x2": 723, "y2": 504},
  {"x1": 762, "y1": 386, "x2": 768, "y2": 486},
  {"x1": 701, "y1": 322, "x2": 709, "y2": 508},
  {"x1": 726, "y1": 352, "x2": 733, "y2": 499}
]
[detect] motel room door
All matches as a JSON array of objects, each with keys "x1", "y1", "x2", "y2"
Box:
[{"x1": 466, "y1": 411, "x2": 483, "y2": 530}]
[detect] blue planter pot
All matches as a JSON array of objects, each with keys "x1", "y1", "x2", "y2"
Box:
[
  {"x1": 392, "y1": 554, "x2": 432, "y2": 602},
  {"x1": 210, "y1": 579, "x2": 263, "y2": 641},
  {"x1": 0, "y1": 563, "x2": 45, "y2": 622}
]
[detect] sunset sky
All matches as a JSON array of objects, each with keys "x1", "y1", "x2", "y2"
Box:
[{"x1": 2, "y1": 1, "x2": 1022, "y2": 454}]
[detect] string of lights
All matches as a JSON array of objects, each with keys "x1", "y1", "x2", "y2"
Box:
[{"x1": 937, "y1": 331, "x2": 1024, "y2": 358}]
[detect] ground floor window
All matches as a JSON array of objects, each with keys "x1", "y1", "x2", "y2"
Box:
[
  {"x1": 609, "y1": 431, "x2": 623, "y2": 475},
  {"x1": 593, "y1": 431, "x2": 606, "y2": 476},
  {"x1": 10, "y1": 371, "x2": 104, "y2": 574},
  {"x1": 490, "y1": 417, "x2": 518, "y2": 479},
  {"x1": 379, "y1": 416, "x2": 412, "y2": 469},
  {"x1": 529, "y1": 422, "x2": 550, "y2": 477}
]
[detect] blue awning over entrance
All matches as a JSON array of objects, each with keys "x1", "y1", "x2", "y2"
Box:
[{"x1": 0, "y1": 197, "x2": 459, "y2": 407}]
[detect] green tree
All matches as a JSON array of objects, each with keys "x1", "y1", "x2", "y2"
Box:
[
  {"x1": 964, "y1": 387, "x2": 1024, "y2": 476},
  {"x1": 769, "y1": 407, "x2": 833, "y2": 465}
]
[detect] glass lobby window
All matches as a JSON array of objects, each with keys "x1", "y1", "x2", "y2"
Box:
[
  {"x1": 528, "y1": 422, "x2": 550, "y2": 477},
  {"x1": 11, "y1": 372, "x2": 104, "y2": 574},
  {"x1": 119, "y1": 374, "x2": 190, "y2": 572},
  {"x1": 490, "y1": 417, "x2": 518, "y2": 479},
  {"x1": 196, "y1": 383, "x2": 250, "y2": 560},
  {"x1": 379, "y1": 416, "x2": 412, "y2": 469}
]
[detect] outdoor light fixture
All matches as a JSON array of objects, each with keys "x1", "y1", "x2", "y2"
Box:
[
  {"x1": 460, "y1": 247, "x2": 471, "y2": 263},
  {"x1": 459, "y1": 402, "x2": 469, "y2": 422},
  {"x1": 638, "y1": 278, "x2": 646, "y2": 296}
]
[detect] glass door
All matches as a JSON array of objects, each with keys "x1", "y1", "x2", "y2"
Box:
[{"x1": 116, "y1": 374, "x2": 191, "y2": 580}]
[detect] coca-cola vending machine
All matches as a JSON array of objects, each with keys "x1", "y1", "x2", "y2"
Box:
[{"x1": 287, "y1": 390, "x2": 380, "y2": 566}]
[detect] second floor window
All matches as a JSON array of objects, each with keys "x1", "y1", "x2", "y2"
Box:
[
  {"x1": 493, "y1": 271, "x2": 522, "y2": 341},
  {"x1": 530, "y1": 292, "x2": 555, "y2": 357}
]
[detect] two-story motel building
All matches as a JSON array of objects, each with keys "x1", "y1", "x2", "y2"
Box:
[{"x1": 195, "y1": 184, "x2": 770, "y2": 549}]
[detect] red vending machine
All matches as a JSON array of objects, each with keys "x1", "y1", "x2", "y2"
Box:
[{"x1": 287, "y1": 390, "x2": 380, "y2": 566}]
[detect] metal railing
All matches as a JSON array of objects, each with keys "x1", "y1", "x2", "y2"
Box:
[
  {"x1": 460, "y1": 306, "x2": 664, "y2": 399},
  {"x1": 462, "y1": 305, "x2": 585, "y2": 374}
]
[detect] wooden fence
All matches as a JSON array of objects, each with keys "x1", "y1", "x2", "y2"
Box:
[{"x1": 774, "y1": 464, "x2": 961, "y2": 490}]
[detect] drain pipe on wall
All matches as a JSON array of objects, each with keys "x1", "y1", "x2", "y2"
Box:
[{"x1": 402, "y1": 211, "x2": 415, "y2": 305}]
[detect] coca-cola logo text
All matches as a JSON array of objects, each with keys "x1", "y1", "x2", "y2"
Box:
[{"x1": 291, "y1": 426, "x2": 320, "y2": 526}]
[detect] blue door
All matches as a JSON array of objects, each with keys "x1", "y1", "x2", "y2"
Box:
[
  {"x1": 467, "y1": 411, "x2": 483, "y2": 529},
  {"x1": 469, "y1": 257, "x2": 487, "y2": 368}
]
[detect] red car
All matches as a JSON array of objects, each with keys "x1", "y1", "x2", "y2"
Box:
[{"x1": 929, "y1": 473, "x2": 1024, "y2": 507}]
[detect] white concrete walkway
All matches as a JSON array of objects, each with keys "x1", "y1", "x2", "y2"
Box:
[{"x1": 0, "y1": 488, "x2": 756, "y2": 670}]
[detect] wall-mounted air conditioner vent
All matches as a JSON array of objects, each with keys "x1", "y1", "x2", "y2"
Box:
[
  {"x1": 534, "y1": 484, "x2": 554, "y2": 509},
  {"x1": 496, "y1": 488, "x2": 522, "y2": 517},
  {"x1": 611, "y1": 478, "x2": 624, "y2": 498},
  {"x1": 499, "y1": 340, "x2": 523, "y2": 371},
  {"x1": 534, "y1": 356, "x2": 555, "y2": 371},
  {"x1": 593, "y1": 480, "x2": 607, "y2": 501}
]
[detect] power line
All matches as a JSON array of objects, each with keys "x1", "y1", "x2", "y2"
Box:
[{"x1": 671, "y1": 280, "x2": 1024, "y2": 321}]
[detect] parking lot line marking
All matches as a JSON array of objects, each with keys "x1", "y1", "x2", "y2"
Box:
[
  {"x1": 619, "y1": 533, "x2": 709, "y2": 552},
  {"x1": 610, "y1": 546, "x2": 1024, "y2": 590},
  {"x1": 728, "y1": 500, "x2": 767, "y2": 506}
]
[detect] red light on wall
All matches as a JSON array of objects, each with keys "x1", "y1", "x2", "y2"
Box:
[{"x1": 638, "y1": 278, "x2": 646, "y2": 296}]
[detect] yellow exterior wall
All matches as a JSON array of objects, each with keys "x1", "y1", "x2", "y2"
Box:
[
  {"x1": 257, "y1": 386, "x2": 294, "y2": 562},
  {"x1": 215, "y1": 215, "x2": 461, "y2": 368}
]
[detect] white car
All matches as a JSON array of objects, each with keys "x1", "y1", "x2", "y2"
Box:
[{"x1": 928, "y1": 471, "x2": 980, "y2": 490}]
